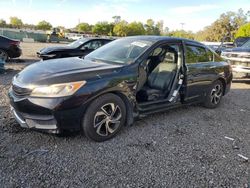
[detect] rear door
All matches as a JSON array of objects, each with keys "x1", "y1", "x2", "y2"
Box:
[{"x1": 183, "y1": 43, "x2": 215, "y2": 102}]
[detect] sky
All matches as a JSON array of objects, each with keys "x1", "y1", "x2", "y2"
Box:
[{"x1": 0, "y1": 0, "x2": 249, "y2": 32}]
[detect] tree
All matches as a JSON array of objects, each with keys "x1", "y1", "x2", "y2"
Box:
[
  {"x1": 36, "y1": 20, "x2": 52, "y2": 30},
  {"x1": 144, "y1": 19, "x2": 160, "y2": 35},
  {"x1": 10, "y1": 17, "x2": 23, "y2": 28},
  {"x1": 0, "y1": 19, "x2": 7, "y2": 28},
  {"x1": 235, "y1": 22, "x2": 250, "y2": 38},
  {"x1": 156, "y1": 20, "x2": 164, "y2": 34},
  {"x1": 168, "y1": 30, "x2": 195, "y2": 39},
  {"x1": 113, "y1": 20, "x2": 128, "y2": 36},
  {"x1": 23, "y1": 23, "x2": 36, "y2": 30},
  {"x1": 195, "y1": 9, "x2": 248, "y2": 41},
  {"x1": 127, "y1": 21, "x2": 145, "y2": 36},
  {"x1": 76, "y1": 22, "x2": 91, "y2": 33},
  {"x1": 92, "y1": 22, "x2": 112, "y2": 35},
  {"x1": 112, "y1": 16, "x2": 121, "y2": 24}
]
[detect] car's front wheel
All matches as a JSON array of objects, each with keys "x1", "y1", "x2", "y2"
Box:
[
  {"x1": 203, "y1": 80, "x2": 224, "y2": 108},
  {"x1": 0, "y1": 49, "x2": 8, "y2": 61},
  {"x1": 82, "y1": 93, "x2": 126, "y2": 142}
]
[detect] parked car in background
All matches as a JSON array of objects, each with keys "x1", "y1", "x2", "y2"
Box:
[
  {"x1": 234, "y1": 37, "x2": 250, "y2": 47},
  {"x1": 9, "y1": 36, "x2": 232, "y2": 142},
  {"x1": 0, "y1": 35, "x2": 22, "y2": 61},
  {"x1": 221, "y1": 39, "x2": 250, "y2": 77},
  {"x1": 65, "y1": 33, "x2": 84, "y2": 40},
  {"x1": 37, "y1": 37, "x2": 113, "y2": 60},
  {"x1": 202, "y1": 41, "x2": 221, "y2": 51},
  {"x1": 202, "y1": 41, "x2": 234, "y2": 55}
]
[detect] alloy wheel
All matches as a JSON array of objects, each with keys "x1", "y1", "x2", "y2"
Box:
[
  {"x1": 210, "y1": 84, "x2": 222, "y2": 105},
  {"x1": 94, "y1": 103, "x2": 122, "y2": 137}
]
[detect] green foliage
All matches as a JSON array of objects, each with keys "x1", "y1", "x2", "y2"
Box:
[
  {"x1": 36, "y1": 20, "x2": 52, "y2": 30},
  {"x1": 168, "y1": 30, "x2": 195, "y2": 39},
  {"x1": 144, "y1": 19, "x2": 160, "y2": 35},
  {"x1": 92, "y1": 22, "x2": 113, "y2": 35},
  {"x1": 113, "y1": 20, "x2": 128, "y2": 36},
  {"x1": 76, "y1": 23, "x2": 91, "y2": 33},
  {"x1": 0, "y1": 19, "x2": 7, "y2": 27},
  {"x1": 10, "y1": 17, "x2": 23, "y2": 28},
  {"x1": 23, "y1": 23, "x2": 36, "y2": 30},
  {"x1": 195, "y1": 9, "x2": 248, "y2": 42},
  {"x1": 156, "y1": 20, "x2": 164, "y2": 34},
  {"x1": 235, "y1": 22, "x2": 250, "y2": 38},
  {"x1": 112, "y1": 16, "x2": 121, "y2": 24},
  {"x1": 127, "y1": 22, "x2": 145, "y2": 36}
]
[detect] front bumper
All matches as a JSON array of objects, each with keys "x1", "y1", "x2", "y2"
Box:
[
  {"x1": 232, "y1": 65, "x2": 250, "y2": 74},
  {"x1": 221, "y1": 53, "x2": 250, "y2": 76},
  {"x1": 10, "y1": 106, "x2": 59, "y2": 133},
  {"x1": 8, "y1": 89, "x2": 84, "y2": 133}
]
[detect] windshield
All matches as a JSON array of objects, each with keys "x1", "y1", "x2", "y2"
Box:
[
  {"x1": 67, "y1": 38, "x2": 89, "y2": 48},
  {"x1": 85, "y1": 38, "x2": 153, "y2": 64},
  {"x1": 241, "y1": 39, "x2": 250, "y2": 48}
]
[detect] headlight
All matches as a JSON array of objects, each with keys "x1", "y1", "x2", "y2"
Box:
[
  {"x1": 42, "y1": 54, "x2": 57, "y2": 58},
  {"x1": 30, "y1": 81, "x2": 86, "y2": 97}
]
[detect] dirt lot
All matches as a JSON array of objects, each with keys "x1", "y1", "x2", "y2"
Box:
[{"x1": 0, "y1": 42, "x2": 250, "y2": 187}]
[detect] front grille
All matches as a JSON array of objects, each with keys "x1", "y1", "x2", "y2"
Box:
[{"x1": 12, "y1": 84, "x2": 32, "y2": 97}]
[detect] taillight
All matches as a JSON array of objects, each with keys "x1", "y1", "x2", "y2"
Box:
[{"x1": 10, "y1": 41, "x2": 20, "y2": 46}]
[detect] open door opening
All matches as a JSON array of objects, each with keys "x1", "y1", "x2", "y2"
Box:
[{"x1": 136, "y1": 43, "x2": 183, "y2": 104}]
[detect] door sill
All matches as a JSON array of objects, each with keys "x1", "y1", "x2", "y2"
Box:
[{"x1": 137, "y1": 98, "x2": 182, "y2": 115}]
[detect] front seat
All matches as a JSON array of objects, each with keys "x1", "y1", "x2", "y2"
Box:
[{"x1": 144, "y1": 62, "x2": 177, "y2": 101}]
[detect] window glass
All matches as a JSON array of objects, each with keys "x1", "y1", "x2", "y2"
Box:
[
  {"x1": 83, "y1": 40, "x2": 102, "y2": 50},
  {"x1": 186, "y1": 45, "x2": 212, "y2": 64},
  {"x1": 151, "y1": 44, "x2": 179, "y2": 62},
  {"x1": 102, "y1": 40, "x2": 111, "y2": 45},
  {"x1": 67, "y1": 38, "x2": 89, "y2": 48},
  {"x1": 85, "y1": 38, "x2": 153, "y2": 64}
]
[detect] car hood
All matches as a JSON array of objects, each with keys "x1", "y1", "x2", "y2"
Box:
[
  {"x1": 14, "y1": 57, "x2": 123, "y2": 85},
  {"x1": 223, "y1": 47, "x2": 250, "y2": 53},
  {"x1": 39, "y1": 46, "x2": 74, "y2": 54}
]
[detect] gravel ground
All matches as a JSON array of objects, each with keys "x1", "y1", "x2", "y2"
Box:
[{"x1": 0, "y1": 42, "x2": 250, "y2": 187}]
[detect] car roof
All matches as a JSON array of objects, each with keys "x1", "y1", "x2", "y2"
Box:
[
  {"x1": 79, "y1": 37, "x2": 113, "y2": 41},
  {"x1": 0, "y1": 35, "x2": 17, "y2": 41},
  {"x1": 125, "y1": 35, "x2": 204, "y2": 46}
]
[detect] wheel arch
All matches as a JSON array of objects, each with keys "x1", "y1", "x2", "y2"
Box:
[
  {"x1": 111, "y1": 91, "x2": 135, "y2": 126},
  {"x1": 82, "y1": 90, "x2": 135, "y2": 127},
  {"x1": 216, "y1": 77, "x2": 227, "y2": 95}
]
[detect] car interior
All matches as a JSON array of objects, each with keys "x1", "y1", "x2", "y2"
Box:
[{"x1": 136, "y1": 44, "x2": 180, "y2": 103}]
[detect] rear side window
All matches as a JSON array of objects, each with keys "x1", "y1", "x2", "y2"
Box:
[
  {"x1": 186, "y1": 45, "x2": 213, "y2": 64},
  {"x1": 83, "y1": 40, "x2": 102, "y2": 50}
]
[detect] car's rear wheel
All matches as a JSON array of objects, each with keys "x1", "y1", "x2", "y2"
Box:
[
  {"x1": 82, "y1": 93, "x2": 126, "y2": 142},
  {"x1": 203, "y1": 80, "x2": 224, "y2": 108},
  {"x1": 0, "y1": 49, "x2": 8, "y2": 61}
]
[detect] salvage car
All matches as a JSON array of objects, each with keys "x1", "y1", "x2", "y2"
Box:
[
  {"x1": 0, "y1": 35, "x2": 22, "y2": 61},
  {"x1": 221, "y1": 39, "x2": 250, "y2": 77},
  {"x1": 9, "y1": 36, "x2": 232, "y2": 142},
  {"x1": 37, "y1": 37, "x2": 113, "y2": 60}
]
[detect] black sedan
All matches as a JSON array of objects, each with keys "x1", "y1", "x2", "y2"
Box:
[
  {"x1": 37, "y1": 37, "x2": 113, "y2": 60},
  {"x1": 0, "y1": 35, "x2": 22, "y2": 61},
  {"x1": 9, "y1": 36, "x2": 232, "y2": 142}
]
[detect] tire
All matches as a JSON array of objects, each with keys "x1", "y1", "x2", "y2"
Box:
[
  {"x1": 0, "y1": 49, "x2": 8, "y2": 62},
  {"x1": 82, "y1": 93, "x2": 126, "y2": 142},
  {"x1": 203, "y1": 80, "x2": 224, "y2": 109}
]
